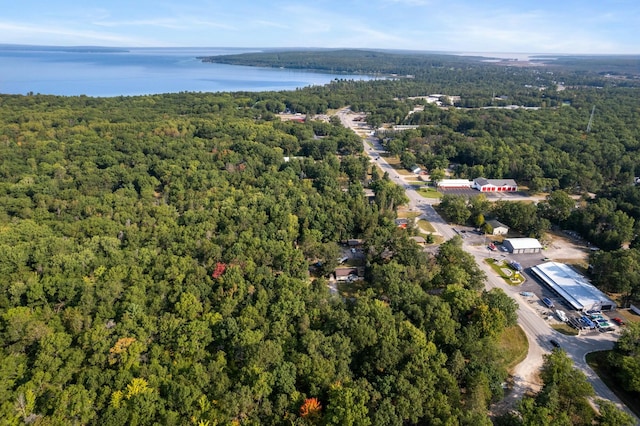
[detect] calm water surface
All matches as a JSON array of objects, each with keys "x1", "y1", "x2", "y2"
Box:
[{"x1": 0, "y1": 46, "x2": 372, "y2": 97}]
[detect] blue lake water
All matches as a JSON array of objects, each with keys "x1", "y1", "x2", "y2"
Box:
[{"x1": 0, "y1": 46, "x2": 372, "y2": 97}]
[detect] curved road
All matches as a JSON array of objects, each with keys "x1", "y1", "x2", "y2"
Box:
[{"x1": 336, "y1": 108, "x2": 635, "y2": 419}]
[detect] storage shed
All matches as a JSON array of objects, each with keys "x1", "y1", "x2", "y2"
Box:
[{"x1": 503, "y1": 238, "x2": 542, "y2": 254}]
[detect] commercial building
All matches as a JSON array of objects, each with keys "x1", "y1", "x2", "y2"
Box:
[
  {"x1": 437, "y1": 179, "x2": 472, "y2": 189},
  {"x1": 472, "y1": 178, "x2": 518, "y2": 192},
  {"x1": 503, "y1": 238, "x2": 543, "y2": 254},
  {"x1": 530, "y1": 262, "x2": 617, "y2": 311}
]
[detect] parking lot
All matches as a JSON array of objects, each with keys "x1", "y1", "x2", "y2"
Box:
[
  {"x1": 438, "y1": 187, "x2": 533, "y2": 200},
  {"x1": 508, "y1": 252, "x2": 623, "y2": 336},
  {"x1": 467, "y1": 231, "x2": 625, "y2": 336}
]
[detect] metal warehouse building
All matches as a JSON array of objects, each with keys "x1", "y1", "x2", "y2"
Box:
[
  {"x1": 503, "y1": 238, "x2": 543, "y2": 254},
  {"x1": 530, "y1": 262, "x2": 617, "y2": 311}
]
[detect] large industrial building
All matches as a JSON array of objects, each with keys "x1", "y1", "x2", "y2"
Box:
[{"x1": 530, "y1": 262, "x2": 617, "y2": 311}]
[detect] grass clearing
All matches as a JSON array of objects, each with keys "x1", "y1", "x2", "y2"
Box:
[
  {"x1": 486, "y1": 258, "x2": 525, "y2": 285},
  {"x1": 397, "y1": 211, "x2": 421, "y2": 220},
  {"x1": 417, "y1": 219, "x2": 436, "y2": 233},
  {"x1": 424, "y1": 234, "x2": 445, "y2": 245},
  {"x1": 551, "y1": 323, "x2": 579, "y2": 335},
  {"x1": 586, "y1": 351, "x2": 640, "y2": 418},
  {"x1": 417, "y1": 187, "x2": 443, "y2": 199},
  {"x1": 616, "y1": 309, "x2": 640, "y2": 324},
  {"x1": 497, "y1": 325, "x2": 529, "y2": 371}
]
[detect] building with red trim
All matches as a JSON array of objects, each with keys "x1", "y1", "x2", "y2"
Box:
[{"x1": 472, "y1": 178, "x2": 518, "y2": 192}]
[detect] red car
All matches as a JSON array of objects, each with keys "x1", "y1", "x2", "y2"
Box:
[
  {"x1": 612, "y1": 317, "x2": 625, "y2": 326},
  {"x1": 488, "y1": 243, "x2": 497, "y2": 251}
]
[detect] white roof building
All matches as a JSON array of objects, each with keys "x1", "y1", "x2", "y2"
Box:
[
  {"x1": 530, "y1": 262, "x2": 617, "y2": 311},
  {"x1": 472, "y1": 178, "x2": 518, "y2": 192},
  {"x1": 503, "y1": 238, "x2": 542, "y2": 253},
  {"x1": 437, "y1": 179, "x2": 472, "y2": 188}
]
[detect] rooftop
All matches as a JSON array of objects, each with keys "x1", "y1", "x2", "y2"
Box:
[
  {"x1": 530, "y1": 262, "x2": 616, "y2": 311},
  {"x1": 505, "y1": 238, "x2": 542, "y2": 250},
  {"x1": 474, "y1": 177, "x2": 518, "y2": 187}
]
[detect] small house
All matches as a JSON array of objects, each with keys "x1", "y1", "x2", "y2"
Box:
[{"x1": 487, "y1": 219, "x2": 509, "y2": 235}]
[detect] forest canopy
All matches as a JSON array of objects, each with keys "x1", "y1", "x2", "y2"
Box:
[{"x1": 1, "y1": 52, "x2": 639, "y2": 424}]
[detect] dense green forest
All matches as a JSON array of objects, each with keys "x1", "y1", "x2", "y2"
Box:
[
  {"x1": 0, "y1": 92, "x2": 518, "y2": 424},
  {"x1": 1, "y1": 52, "x2": 639, "y2": 424}
]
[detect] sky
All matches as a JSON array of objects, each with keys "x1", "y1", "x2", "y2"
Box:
[{"x1": 1, "y1": 0, "x2": 639, "y2": 54}]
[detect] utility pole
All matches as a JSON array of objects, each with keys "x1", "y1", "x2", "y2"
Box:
[{"x1": 586, "y1": 105, "x2": 595, "y2": 133}]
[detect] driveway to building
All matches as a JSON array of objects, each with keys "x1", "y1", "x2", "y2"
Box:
[{"x1": 336, "y1": 107, "x2": 635, "y2": 419}]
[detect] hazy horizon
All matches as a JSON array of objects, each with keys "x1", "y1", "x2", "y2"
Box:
[
  {"x1": 2, "y1": 1, "x2": 638, "y2": 55},
  {"x1": 4, "y1": 44, "x2": 639, "y2": 62}
]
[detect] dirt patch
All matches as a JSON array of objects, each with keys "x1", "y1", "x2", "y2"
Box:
[{"x1": 540, "y1": 231, "x2": 590, "y2": 265}]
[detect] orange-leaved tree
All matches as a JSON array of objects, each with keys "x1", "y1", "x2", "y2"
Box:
[{"x1": 300, "y1": 397, "x2": 322, "y2": 421}]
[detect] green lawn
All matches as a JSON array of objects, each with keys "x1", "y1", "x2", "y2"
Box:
[
  {"x1": 417, "y1": 187, "x2": 443, "y2": 199},
  {"x1": 551, "y1": 323, "x2": 579, "y2": 336},
  {"x1": 497, "y1": 325, "x2": 529, "y2": 371},
  {"x1": 417, "y1": 219, "x2": 436, "y2": 233},
  {"x1": 397, "y1": 211, "x2": 421, "y2": 220},
  {"x1": 485, "y1": 258, "x2": 525, "y2": 285}
]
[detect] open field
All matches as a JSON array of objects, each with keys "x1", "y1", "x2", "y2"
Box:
[
  {"x1": 417, "y1": 187, "x2": 443, "y2": 199},
  {"x1": 497, "y1": 326, "x2": 529, "y2": 371},
  {"x1": 417, "y1": 219, "x2": 436, "y2": 233}
]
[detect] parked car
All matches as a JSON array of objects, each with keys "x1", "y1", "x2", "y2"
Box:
[
  {"x1": 612, "y1": 317, "x2": 626, "y2": 326},
  {"x1": 488, "y1": 243, "x2": 497, "y2": 251},
  {"x1": 550, "y1": 339, "x2": 560, "y2": 348},
  {"x1": 542, "y1": 297, "x2": 555, "y2": 309},
  {"x1": 580, "y1": 316, "x2": 596, "y2": 329}
]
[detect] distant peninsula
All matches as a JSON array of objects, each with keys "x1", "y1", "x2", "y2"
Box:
[
  {"x1": 198, "y1": 49, "x2": 490, "y2": 75},
  {"x1": 199, "y1": 49, "x2": 640, "y2": 79}
]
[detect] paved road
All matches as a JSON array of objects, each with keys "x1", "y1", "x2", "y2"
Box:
[{"x1": 336, "y1": 107, "x2": 636, "y2": 420}]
